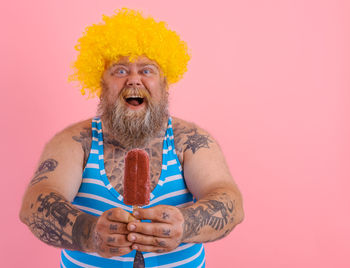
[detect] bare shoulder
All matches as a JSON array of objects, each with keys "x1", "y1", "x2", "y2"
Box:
[
  {"x1": 172, "y1": 117, "x2": 235, "y2": 199},
  {"x1": 172, "y1": 116, "x2": 215, "y2": 156},
  {"x1": 26, "y1": 118, "x2": 93, "y2": 200},
  {"x1": 47, "y1": 118, "x2": 92, "y2": 157}
]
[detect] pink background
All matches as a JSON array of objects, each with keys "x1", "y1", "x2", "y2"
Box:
[{"x1": 1, "y1": 0, "x2": 349, "y2": 267}]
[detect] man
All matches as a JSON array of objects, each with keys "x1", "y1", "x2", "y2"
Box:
[{"x1": 20, "y1": 8, "x2": 244, "y2": 267}]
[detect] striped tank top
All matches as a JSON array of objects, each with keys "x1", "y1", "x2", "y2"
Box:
[{"x1": 60, "y1": 116, "x2": 205, "y2": 267}]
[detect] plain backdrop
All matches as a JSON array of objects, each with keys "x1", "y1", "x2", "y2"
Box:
[{"x1": 1, "y1": 0, "x2": 350, "y2": 267}]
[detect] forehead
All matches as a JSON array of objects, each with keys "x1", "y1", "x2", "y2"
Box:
[{"x1": 112, "y1": 56, "x2": 160, "y2": 68}]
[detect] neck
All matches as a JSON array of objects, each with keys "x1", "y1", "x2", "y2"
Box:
[{"x1": 101, "y1": 118, "x2": 168, "y2": 150}]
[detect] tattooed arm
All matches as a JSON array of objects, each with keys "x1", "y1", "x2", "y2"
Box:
[
  {"x1": 19, "y1": 120, "x2": 134, "y2": 257},
  {"x1": 179, "y1": 123, "x2": 244, "y2": 243},
  {"x1": 124, "y1": 120, "x2": 244, "y2": 252}
]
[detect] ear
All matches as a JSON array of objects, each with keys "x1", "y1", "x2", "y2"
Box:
[
  {"x1": 99, "y1": 79, "x2": 107, "y2": 99},
  {"x1": 162, "y1": 76, "x2": 169, "y2": 91}
]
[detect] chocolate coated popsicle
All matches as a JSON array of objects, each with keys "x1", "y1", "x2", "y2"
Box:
[
  {"x1": 123, "y1": 149, "x2": 151, "y2": 206},
  {"x1": 123, "y1": 149, "x2": 150, "y2": 268}
]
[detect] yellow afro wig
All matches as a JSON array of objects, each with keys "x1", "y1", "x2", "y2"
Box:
[{"x1": 69, "y1": 8, "x2": 191, "y2": 97}]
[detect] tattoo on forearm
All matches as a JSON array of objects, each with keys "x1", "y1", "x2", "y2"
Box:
[
  {"x1": 181, "y1": 196, "x2": 235, "y2": 242},
  {"x1": 37, "y1": 193, "x2": 79, "y2": 227},
  {"x1": 30, "y1": 159, "x2": 58, "y2": 186},
  {"x1": 72, "y1": 213, "x2": 96, "y2": 251},
  {"x1": 27, "y1": 192, "x2": 95, "y2": 251}
]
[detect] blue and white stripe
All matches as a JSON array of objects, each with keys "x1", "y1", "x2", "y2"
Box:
[{"x1": 60, "y1": 116, "x2": 205, "y2": 267}]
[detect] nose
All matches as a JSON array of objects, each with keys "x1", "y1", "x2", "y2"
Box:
[{"x1": 126, "y1": 73, "x2": 142, "y2": 87}]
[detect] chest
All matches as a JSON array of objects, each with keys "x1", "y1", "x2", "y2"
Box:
[{"x1": 103, "y1": 141, "x2": 164, "y2": 195}]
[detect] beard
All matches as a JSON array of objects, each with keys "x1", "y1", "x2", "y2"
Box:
[{"x1": 97, "y1": 85, "x2": 169, "y2": 149}]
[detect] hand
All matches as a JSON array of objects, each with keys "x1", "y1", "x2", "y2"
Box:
[
  {"x1": 127, "y1": 205, "x2": 184, "y2": 253},
  {"x1": 92, "y1": 207, "x2": 136, "y2": 258}
]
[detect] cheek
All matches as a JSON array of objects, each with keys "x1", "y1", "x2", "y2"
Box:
[{"x1": 147, "y1": 81, "x2": 164, "y2": 98}]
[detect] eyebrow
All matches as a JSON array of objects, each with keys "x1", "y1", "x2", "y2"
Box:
[{"x1": 110, "y1": 63, "x2": 159, "y2": 69}]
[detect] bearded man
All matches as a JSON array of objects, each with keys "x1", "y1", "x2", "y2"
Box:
[{"x1": 19, "y1": 8, "x2": 244, "y2": 268}]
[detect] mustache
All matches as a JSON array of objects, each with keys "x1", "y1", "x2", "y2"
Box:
[{"x1": 119, "y1": 86, "x2": 151, "y2": 100}]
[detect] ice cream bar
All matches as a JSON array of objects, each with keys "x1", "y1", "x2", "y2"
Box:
[{"x1": 123, "y1": 149, "x2": 150, "y2": 206}]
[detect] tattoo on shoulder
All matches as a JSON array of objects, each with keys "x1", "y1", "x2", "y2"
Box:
[
  {"x1": 173, "y1": 122, "x2": 213, "y2": 154},
  {"x1": 183, "y1": 129, "x2": 213, "y2": 154},
  {"x1": 30, "y1": 159, "x2": 58, "y2": 186},
  {"x1": 72, "y1": 127, "x2": 92, "y2": 166}
]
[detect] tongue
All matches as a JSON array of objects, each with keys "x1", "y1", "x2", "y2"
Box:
[{"x1": 128, "y1": 99, "x2": 140, "y2": 106}]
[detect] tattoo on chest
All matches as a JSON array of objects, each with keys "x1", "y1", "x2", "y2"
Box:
[{"x1": 103, "y1": 134, "x2": 163, "y2": 195}]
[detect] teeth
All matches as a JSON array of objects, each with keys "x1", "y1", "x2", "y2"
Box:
[{"x1": 125, "y1": 96, "x2": 142, "y2": 98}]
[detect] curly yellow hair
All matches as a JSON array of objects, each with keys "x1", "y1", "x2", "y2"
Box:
[{"x1": 69, "y1": 8, "x2": 191, "y2": 97}]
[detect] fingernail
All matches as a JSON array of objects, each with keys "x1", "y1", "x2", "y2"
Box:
[
  {"x1": 129, "y1": 224, "x2": 136, "y2": 231},
  {"x1": 133, "y1": 211, "x2": 139, "y2": 217},
  {"x1": 129, "y1": 235, "x2": 135, "y2": 241}
]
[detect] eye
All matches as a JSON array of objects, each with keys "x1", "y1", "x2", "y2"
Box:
[
  {"x1": 117, "y1": 69, "x2": 127, "y2": 75},
  {"x1": 142, "y1": 68, "x2": 152, "y2": 75},
  {"x1": 111, "y1": 67, "x2": 128, "y2": 76}
]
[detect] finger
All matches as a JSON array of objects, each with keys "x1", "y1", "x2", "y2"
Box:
[
  {"x1": 127, "y1": 233, "x2": 171, "y2": 248},
  {"x1": 108, "y1": 222, "x2": 129, "y2": 234},
  {"x1": 105, "y1": 246, "x2": 133, "y2": 257},
  {"x1": 133, "y1": 205, "x2": 182, "y2": 223},
  {"x1": 106, "y1": 234, "x2": 133, "y2": 247},
  {"x1": 127, "y1": 222, "x2": 174, "y2": 238},
  {"x1": 132, "y1": 244, "x2": 169, "y2": 254},
  {"x1": 105, "y1": 207, "x2": 136, "y2": 223}
]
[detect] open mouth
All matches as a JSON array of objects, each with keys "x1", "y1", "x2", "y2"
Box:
[{"x1": 124, "y1": 96, "x2": 145, "y2": 106}]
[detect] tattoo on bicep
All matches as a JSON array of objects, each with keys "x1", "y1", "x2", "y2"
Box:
[
  {"x1": 30, "y1": 159, "x2": 58, "y2": 186},
  {"x1": 183, "y1": 129, "x2": 213, "y2": 154},
  {"x1": 30, "y1": 176, "x2": 48, "y2": 186}
]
